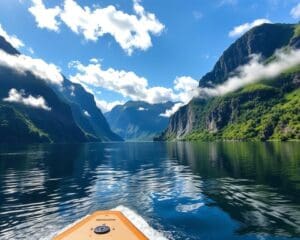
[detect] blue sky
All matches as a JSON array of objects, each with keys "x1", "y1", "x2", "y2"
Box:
[{"x1": 0, "y1": 0, "x2": 299, "y2": 112}]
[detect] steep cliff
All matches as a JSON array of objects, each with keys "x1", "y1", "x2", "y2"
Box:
[
  {"x1": 55, "y1": 79, "x2": 123, "y2": 142},
  {"x1": 200, "y1": 23, "x2": 295, "y2": 87},
  {"x1": 159, "y1": 23, "x2": 300, "y2": 141}
]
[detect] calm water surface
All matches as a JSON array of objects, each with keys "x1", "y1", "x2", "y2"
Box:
[{"x1": 0, "y1": 142, "x2": 299, "y2": 240}]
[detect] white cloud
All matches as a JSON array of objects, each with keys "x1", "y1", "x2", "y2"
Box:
[
  {"x1": 138, "y1": 107, "x2": 148, "y2": 111},
  {"x1": 61, "y1": 0, "x2": 164, "y2": 55},
  {"x1": 83, "y1": 110, "x2": 91, "y2": 117},
  {"x1": 3, "y1": 88, "x2": 51, "y2": 111},
  {"x1": 146, "y1": 86, "x2": 175, "y2": 103},
  {"x1": 0, "y1": 24, "x2": 24, "y2": 49},
  {"x1": 291, "y1": 3, "x2": 300, "y2": 19},
  {"x1": 229, "y1": 19, "x2": 271, "y2": 38},
  {"x1": 95, "y1": 99, "x2": 125, "y2": 113},
  {"x1": 69, "y1": 60, "x2": 175, "y2": 104},
  {"x1": 172, "y1": 76, "x2": 199, "y2": 104},
  {"x1": 0, "y1": 49, "x2": 63, "y2": 85},
  {"x1": 29, "y1": 0, "x2": 164, "y2": 55},
  {"x1": 174, "y1": 76, "x2": 199, "y2": 91},
  {"x1": 160, "y1": 76, "x2": 198, "y2": 117},
  {"x1": 160, "y1": 102, "x2": 185, "y2": 118},
  {"x1": 29, "y1": 0, "x2": 61, "y2": 31},
  {"x1": 198, "y1": 49, "x2": 300, "y2": 97}
]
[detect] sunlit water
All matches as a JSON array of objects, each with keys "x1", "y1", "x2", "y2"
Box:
[{"x1": 0, "y1": 142, "x2": 299, "y2": 240}]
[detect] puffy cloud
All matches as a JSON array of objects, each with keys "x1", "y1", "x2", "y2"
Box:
[
  {"x1": 29, "y1": 0, "x2": 164, "y2": 55},
  {"x1": 229, "y1": 19, "x2": 271, "y2": 38},
  {"x1": 174, "y1": 76, "x2": 199, "y2": 92},
  {"x1": 146, "y1": 87, "x2": 175, "y2": 103},
  {"x1": 291, "y1": 3, "x2": 300, "y2": 19},
  {"x1": 160, "y1": 76, "x2": 199, "y2": 117},
  {"x1": 160, "y1": 102, "x2": 185, "y2": 118},
  {"x1": 29, "y1": 0, "x2": 61, "y2": 31},
  {"x1": 0, "y1": 24, "x2": 24, "y2": 49},
  {"x1": 70, "y1": 61, "x2": 148, "y2": 100},
  {"x1": 0, "y1": 49, "x2": 63, "y2": 85},
  {"x1": 198, "y1": 49, "x2": 300, "y2": 97},
  {"x1": 173, "y1": 76, "x2": 199, "y2": 103},
  {"x1": 69, "y1": 60, "x2": 175, "y2": 104},
  {"x1": 95, "y1": 99, "x2": 125, "y2": 113},
  {"x1": 3, "y1": 88, "x2": 51, "y2": 111}
]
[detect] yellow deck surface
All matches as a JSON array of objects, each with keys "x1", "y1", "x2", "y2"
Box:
[{"x1": 53, "y1": 211, "x2": 149, "y2": 240}]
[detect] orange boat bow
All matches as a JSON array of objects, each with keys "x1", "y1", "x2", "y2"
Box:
[{"x1": 53, "y1": 211, "x2": 149, "y2": 240}]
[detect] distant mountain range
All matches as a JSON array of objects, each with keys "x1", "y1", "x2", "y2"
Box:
[
  {"x1": 0, "y1": 36, "x2": 122, "y2": 143},
  {"x1": 157, "y1": 23, "x2": 300, "y2": 141},
  {"x1": 105, "y1": 101, "x2": 174, "y2": 141}
]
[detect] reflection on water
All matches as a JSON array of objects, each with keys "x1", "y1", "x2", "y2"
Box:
[{"x1": 0, "y1": 142, "x2": 299, "y2": 240}]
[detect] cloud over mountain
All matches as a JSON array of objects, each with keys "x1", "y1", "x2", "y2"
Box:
[
  {"x1": 198, "y1": 49, "x2": 300, "y2": 97},
  {"x1": 229, "y1": 19, "x2": 271, "y2": 37},
  {"x1": 95, "y1": 99, "x2": 125, "y2": 113},
  {"x1": 161, "y1": 48, "x2": 300, "y2": 117},
  {"x1": 159, "y1": 76, "x2": 199, "y2": 117},
  {"x1": 3, "y1": 88, "x2": 51, "y2": 111},
  {"x1": 0, "y1": 49, "x2": 63, "y2": 85},
  {"x1": 0, "y1": 24, "x2": 24, "y2": 49}
]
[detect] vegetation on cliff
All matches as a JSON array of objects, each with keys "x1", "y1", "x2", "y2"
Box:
[{"x1": 158, "y1": 23, "x2": 300, "y2": 141}]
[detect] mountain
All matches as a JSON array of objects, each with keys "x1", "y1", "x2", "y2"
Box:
[
  {"x1": 0, "y1": 35, "x2": 122, "y2": 143},
  {"x1": 199, "y1": 23, "x2": 295, "y2": 87},
  {"x1": 158, "y1": 23, "x2": 300, "y2": 141},
  {"x1": 105, "y1": 101, "x2": 174, "y2": 140},
  {"x1": 54, "y1": 78, "x2": 123, "y2": 141},
  {"x1": 0, "y1": 65, "x2": 86, "y2": 143},
  {"x1": 0, "y1": 36, "x2": 19, "y2": 55}
]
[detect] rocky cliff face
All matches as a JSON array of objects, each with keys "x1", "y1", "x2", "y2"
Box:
[
  {"x1": 159, "y1": 23, "x2": 300, "y2": 141},
  {"x1": 160, "y1": 72, "x2": 300, "y2": 141},
  {"x1": 199, "y1": 23, "x2": 295, "y2": 87},
  {"x1": 55, "y1": 78, "x2": 123, "y2": 142},
  {"x1": 160, "y1": 99, "x2": 205, "y2": 139}
]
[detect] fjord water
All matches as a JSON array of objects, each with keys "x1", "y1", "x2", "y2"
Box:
[{"x1": 0, "y1": 142, "x2": 299, "y2": 240}]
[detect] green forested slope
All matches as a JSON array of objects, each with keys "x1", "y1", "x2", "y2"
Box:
[
  {"x1": 185, "y1": 77, "x2": 299, "y2": 141},
  {"x1": 159, "y1": 23, "x2": 300, "y2": 141},
  {"x1": 0, "y1": 104, "x2": 50, "y2": 143}
]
